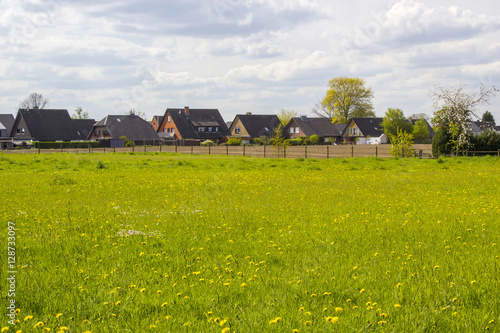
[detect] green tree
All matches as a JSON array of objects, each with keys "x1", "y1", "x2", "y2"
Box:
[
  {"x1": 277, "y1": 109, "x2": 298, "y2": 126},
  {"x1": 226, "y1": 138, "x2": 242, "y2": 146},
  {"x1": 388, "y1": 127, "x2": 414, "y2": 158},
  {"x1": 381, "y1": 108, "x2": 413, "y2": 141},
  {"x1": 270, "y1": 124, "x2": 287, "y2": 146},
  {"x1": 72, "y1": 107, "x2": 90, "y2": 119},
  {"x1": 482, "y1": 111, "x2": 496, "y2": 125},
  {"x1": 412, "y1": 118, "x2": 430, "y2": 143},
  {"x1": 432, "y1": 124, "x2": 453, "y2": 156},
  {"x1": 315, "y1": 77, "x2": 375, "y2": 123}
]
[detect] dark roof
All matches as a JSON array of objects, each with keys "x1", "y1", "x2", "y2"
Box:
[
  {"x1": 163, "y1": 108, "x2": 230, "y2": 139},
  {"x1": 0, "y1": 114, "x2": 15, "y2": 137},
  {"x1": 290, "y1": 116, "x2": 345, "y2": 137},
  {"x1": 350, "y1": 118, "x2": 384, "y2": 137},
  {"x1": 232, "y1": 114, "x2": 282, "y2": 138},
  {"x1": 152, "y1": 115, "x2": 164, "y2": 124},
  {"x1": 11, "y1": 109, "x2": 95, "y2": 141},
  {"x1": 91, "y1": 115, "x2": 160, "y2": 140}
]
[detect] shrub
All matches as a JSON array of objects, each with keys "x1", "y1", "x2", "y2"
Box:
[
  {"x1": 201, "y1": 140, "x2": 215, "y2": 146},
  {"x1": 309, "y1": 135, "x2": 320, "y2": 145},
  {"x1": 226, "y1": 138, "x2": 242, "y2": 146}
]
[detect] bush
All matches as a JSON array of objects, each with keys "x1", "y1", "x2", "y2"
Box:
[
  {"x1": 471, "y1": 131, "x2": 500, "y2": 151},
  {"x1": 309, "y1": 135, "x2": 320, "y2": 145},
  {"x1": 201, "y1": 140, "x2": 215, "y2": 146},
  {"x1": 226, "y1": 138, "x2": 242, "y2": 146},
  {"x1": 432, "y1": 125, "x2": 453, "y2": 156}
]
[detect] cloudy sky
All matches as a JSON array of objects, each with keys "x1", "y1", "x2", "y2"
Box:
[{"x1": 1, "y1": 0, "x2": 499, "y2": 122}]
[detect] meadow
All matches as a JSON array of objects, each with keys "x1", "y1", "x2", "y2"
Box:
[{"x1": 1, "y1": 153, "x2": 499, "y2": 332}]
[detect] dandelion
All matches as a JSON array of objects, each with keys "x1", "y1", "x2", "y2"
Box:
[
  {"x1": 1, "y1": 328, "x2": 8, "y2": 333},
  {"x1": 326, "y1": 317, "x2": 339, "y2": 324},
  {"x1": 335, "y1": 307, "x2": 343, "y2": 313},
  {"x1": 489, "y1": 320, "x2": 495, "y2": 324},
  {"x1": 360, "y1": 289, "x2": 365, "y2": 293},
  {"x1": 378, "y1": 320, "x2": 387, "y2": 325},
  {"x1": 58, "y1": 328, "x2": 69, "y2": 332},
  {"x1": 161, "y1": 302, "x2": 168, "y2": 307},
  {"x1": 24, "y1": 316, "x2": 33, "y2": 322},
  {"x1": 219, "y1": 319, "x2": 228, "y2": 326},
  {"x1": 394, "y1": 304, "x2": 402, "y2": 308},
  {"x1": 43, "y1": 328, "x2": 51, "y2": 332},
  {"x1": 396, "y1": 283, "x2": 402, "y2": 288},
  {"x1": 15, "y1": 309, "x2": 20, "y2": 314},
  {"x1": 221, "y1": 328, "x2": 231, "y2": 333},
  {"x1": 115, "y1": 301, "x2": 121, "y2": 306},
  {"x1": 304, "y1": 320, "x2": 313, "y2": 326},
  {"x1": 34, "y1": 322, "x2": 44, "y2": 328},
  {"x1": 470, "y1": 280, "x2": 477, "y2": 285},
  {"x1": 56, "y1": 313, "x2": 63, "y2": 319},
  {"x1": 140, "y1": 288, "x2": 146, "y2": 293}
]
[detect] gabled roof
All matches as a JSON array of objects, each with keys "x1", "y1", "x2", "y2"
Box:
[
  {"x1": 0, "y1": 114, "x2": 15, "y2": 137},
  {"x1": 349, "y1": 118, "x2": 384, "y2": 137},
  {"x1": 231, "y1": 114, "x2": 281, "y2": 138},
  {"x1": 91, "y1": 115, "x2": 160, "y2": 140},
  {"x1": 11, "y1": 109, "x2": 95, "y2": 141},
  {"x1": 290, "y1": 116, "x2": 345, "y2": 137},
  {"x1": 162, "y1": 108, "x2": 230, "y2": 139}
]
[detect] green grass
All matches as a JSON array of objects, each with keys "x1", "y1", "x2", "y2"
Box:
[{"x1": 1, "y1": 153, "x2": 500, "y2": 332}]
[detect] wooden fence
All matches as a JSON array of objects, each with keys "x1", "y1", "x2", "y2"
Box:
[{"x1": 3, "y1": 144, "x2": 436, "y2": 159}]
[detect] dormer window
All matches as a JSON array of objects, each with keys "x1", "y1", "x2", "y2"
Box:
[{"x1": 198, "y1": 127, "x2": 205, "y2": 132}]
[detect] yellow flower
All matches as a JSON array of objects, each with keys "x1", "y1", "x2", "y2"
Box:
[
  {"x1": 335, "y1": 307, "x2": 343, "y2": 313},
  {"x1": 394, "y1": 304, "x2": 401, "y2": 308},
  {"x1": 115, "y1": 301, "x2": 121, "y2": 306},
  {"x1": 24, "y1": 316, "x2": 33, "y2": 322},
  {"x1": 396, "y1": 283, "x2": 402, "y2": 288},
  {"x1": 43, "y1": 328, "x2": 51, "y2": 332},
  {"x1": 34, "y1": 322, "x2": 44, "y2": 328},
  {"x1": 161, "y1": 302, "x2": 168, "y2": 307},
  {"x1": 269, "y1": 317, "x2": 281, "y2": 324},
  {"x1": 221, "y1": 328, "x2": 230, "y2": 333},
  {"x1": 56, "y1": 313, "x2": 63, "y2": 319},
  {"x1": 1, "y1": 327, "x2": 9, "y2": 333},
  {"x1": 219, "y1": 319, "x2": 228, "y2": 326},
  {"x1": 304, "y1": 320, "x2": 313, "y2": 326},
  {"x1": 15, "y1": 309, "x2": 20, "y2": 314},
  {"x1": 58, "y1": 328, "x2": 69, "y2": 332},
  {"x1": 326, "y1": 316, "x2": 339, "y2": 324}
]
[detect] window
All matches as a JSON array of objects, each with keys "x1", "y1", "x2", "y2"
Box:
[
  {"x1": 167, "y1": 115, "x2": 171, "y2": 122},
  {"x1": 295, "y1": 127, "x2": 299, "y2": 134},
  {"x1": 198, "y1": 127, "x2": 205, "y2": 132},
  {"x1": 208, "y1": 127, "x2": 213, "y2": 132},
  {"x1": 21, "y1": 128, "x2": 25, "y2": 134},
  {"x1": 164, "y1": 128, "x2": 167, "y2": 133},
  {"x1": 290, "y1": 127, "x2": 294, "y2": 134},
  {"x1": 215, "y1": 127, "x2": 219, "y2": 132},
  {"x1": 171, "y1": 128, "x2": 175, "y2": 134},
  {"x1": 235, "y1": 127, "x2": 241, "y2": 134}
]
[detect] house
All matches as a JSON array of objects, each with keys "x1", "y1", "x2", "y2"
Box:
[
  {"x1": 156, "y1": 106, "x2": 230, "y2": 145},
  {"x1": 228, "y1": 113, "x2": 282, "y2": 144},
  {"x1": 10, "y1": 109, "x2": 95, "y2": 142},
  {"x1": 151, "y1": 115, "x2": 164, "y2": 132},
  {"x1": 0, "y1": 114, "x2": 14, "y2": 138},
  {"x1": 342, "y1": 117, "x2": 386, "y2": 144},
  {"x1": 284, "y1": 116, "x2": 345, "y2": 144},
  {"x1": 88, "y1": 114, "x2": 160, "y2": 147}
]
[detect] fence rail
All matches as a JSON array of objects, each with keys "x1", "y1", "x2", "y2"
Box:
[{"x1": 2, "y1": 144, "x2": 439, "y2": 159}]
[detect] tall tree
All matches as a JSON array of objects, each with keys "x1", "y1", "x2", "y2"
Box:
[
  {"x1": 72, "y1": 107, "x2": 90, "y2": 119},
  {"x1": 431, "y1": 84, "x2": 497, "y2": 152},
  {"x1": 482, "y1": 111, "x2": 496, "y2": 125},
  {"x1": 314, "y1": 77, "x2": 375, "y2": 123},
  {"x1": 277, "y1": 108, "x2": 298, "y2": 126},
  {"x1": 19, "y1": 92, "x2": 49, "y2": 110},
  {"x1": 412, "y1": 118, "x2": 430, "y2": 143},
  {"x1": 381, "y1": 108, "x2": 413, "y2": 140}
]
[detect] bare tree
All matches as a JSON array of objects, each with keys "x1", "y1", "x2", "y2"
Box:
[
  {"x1": 72, "y1": 107, "x2": 90, "y2": 119},
  {"x1": 277, "y1": 108, "x2": 298, "y2": 126},
  {"x1": 126, "y1": 109, "x2": 147, "y2": 120},
  {"x1": 19, "y1": 92, "x2": 49, "y2": 110},
  {"x1": 431, "y1": 84, "x2": 497, "y2": 152}
]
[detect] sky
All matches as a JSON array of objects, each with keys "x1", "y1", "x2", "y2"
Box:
[{"x1": 1, "y1": 0, "x2": 499, "y2": 123}]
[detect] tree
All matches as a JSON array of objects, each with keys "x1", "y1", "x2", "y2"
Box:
[
  {"x1": 381, "y1": 108, "x2": 413, "y2": 141},
  {"x1": 277, "y1": 108, "x2": 298, "y2": 126},
  {"x1": 19, "y1": 92, "x2": 49, "y2": 110},
  {"x1": 72, "y1": 107, "x2": 90, "y2": 119},
  {"x1": 126, "y1": 109, "x2": 147, "y2": 120},
  {"x1": 482, "y1": 111, "x2": 496, "y2": 125},
  {"x1": 432, "y1": 124, "x2": 453, "y2": 156},
  {"x1": 412, "y1": 118, "x2": 430, "y2": 143},
  {"x1": 388, "y1": 127, "x2": 414, "y2": 158},
  {"x1": 431, "y1": 84, "x2": 497, "y2": 153},
  {"x1": 270, "y1": 124, "x2": 287, "y2": 146},
  {"x1": 314, "y1": 77, "x2": 375, "y2": 123}
]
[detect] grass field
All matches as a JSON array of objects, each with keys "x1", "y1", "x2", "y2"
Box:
[{"x1": 1, "y1": 153, "x2": 499, "y2": 332}]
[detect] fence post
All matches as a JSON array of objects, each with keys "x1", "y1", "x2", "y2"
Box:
[
  {"x1": 132, "y1": 145, "x2": 135, "y2": 153},
  {"x1": 284, "y1": 145, "x2": 286, "y2": 159},
  {"x1": 175, "y1": 143, "x2": 177, "y2": 154},
  {"x1": 305, "y1": 145, "x2": 307, "y2": 159},
  {"x1": 209, "y1": 145, "x2": 211, "y2": 155},
  {"x1": 160, "y1": 144, "x2": 162, "y2": 153},
  {"x1": 60, "y1": 143, "x2": 63, "y2": 153},
  {"x1": 243, "y1": 145, "x2": 245, "y2": 157},
  {"x1": 498, "y1": 149, "x2": 500, "y2": 157},
  {"x1": 226, "y1": 145, "x2": 228, "y2": 156},
  {"x1": 375, "y1": 145, "x2": 378, "y2": 158},
  {"x1": 351, "y1": 145, "x2": 354, "y2": 158},
  {"x1": 191, "y1": 145, "x2": 193, "y2": 155},
  {"x1": 327, "y1": 146, "x2": 329, "y2": 159},
  {"x1": 264, "y1": 145, "x2": 266, "y2": 158},
  {"x1": 144, "y1": 144, "x2": 146, "y2": 153},
  {"x1": 113, "y1": 147, "x2": 116, "y2": 153},
  {"x1": 88, "y1": 143, "x2": 91, "y2": 154}
]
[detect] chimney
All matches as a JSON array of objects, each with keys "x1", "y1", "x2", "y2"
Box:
[
  {"x1": 184, "y1": 106, "x2": 190, "y2": 115},
  {"x1": 246, "y1": 112, "x2": 252, "y2": 115}
]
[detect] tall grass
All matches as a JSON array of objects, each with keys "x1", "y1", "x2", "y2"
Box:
[{"x1": 1, "y1": 153, "x2": 499, "y2": 332}]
